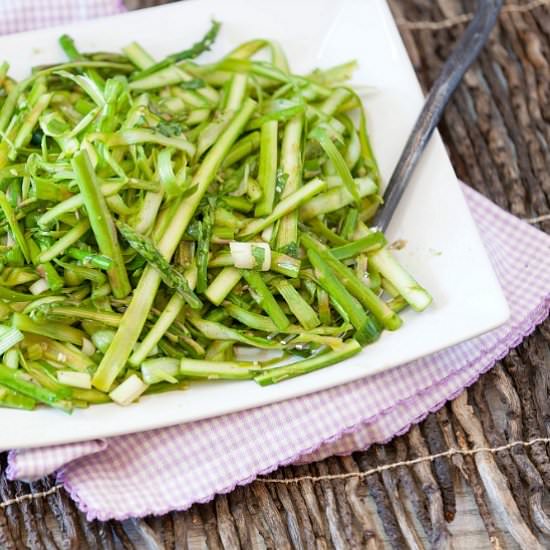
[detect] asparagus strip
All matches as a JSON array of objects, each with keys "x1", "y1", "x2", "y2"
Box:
[
  {"x1": 0, "y1": 191, "x2": 30, "y2": 263},
  {"x1": 241, "y1": 270, "x2": 290, "y2": 331},
  {"x1": 301, "y1": 177, "x2": 377, "y2": 220},
  {"x1": 132, "y1": 20, "x2": 221, "y2": 80},
  {"x1": 36, "y1": 181, "x2": 125, "y2": 228},
  {"x1": 22, "y1": 335, "x2": 94, "y2": 371},
  {"x1": 0, "y1": 384, "x2": 36, "y2": 410},
  {"x1": 13, "y1": 313, "x2": 84, "y2": 345},
  {"x1": 255, "y1": 339, "x2": 360, "y2": 385},
  {"x1": 66, "y1": 248, "x2": 113, "y2": 270},
  {"x1": 222, "y1": 131, "x2": 260, "y2": 168},
  {"x1": 37, "y1": 220, "x2": 91, "y2": 263},
  {"x1": 189, "y1": 315, "x2": 283, "y2": 349},
  {"x1": 239, "y1": 177, "x2": 326, "y2": 238},
  {"x1": 274, "y1": 279, "x2": 320, "y2": 330},
  {"x1": 255, "y1": 120, "x2": 278, "y2": 217},
  {"x1": 49, "y1": 307, "x2": 122, "y2": 327},
  {"x1": 205, "y1": 267, "x2": 242, "y2": 306},
  {"x1": 275, "y1": 114, "x2": 303, "y2": 255},
  {"x1": 310, "y1": 126, "x2": 360, "y2": 205},
  {"x1": 0, "y1": 364, "x2": 71, "y2": 411},
  {"x1": 224, "y1": 303, "x2": 277, "y2": 332},
  {"x1": 369, "y1": 248, "x2": 432, "y2": 312},
  {"x1": 180, "y1": 358, "x2": 257, "y2": 380},
  {"x1": 72, "y1": 150, "x2": 131, "y2": 298},
  {"x1": 129, "y1": 293, "x2": 185, "y2": 367},
  {"x1": 117, "y1": 222, "x2": 202, "y2": 309},
  {"x1": 330, "y1": 232, "x2": 386, "y2": 260}
]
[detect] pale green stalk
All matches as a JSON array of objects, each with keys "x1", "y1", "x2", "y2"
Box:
[
  {"x1": 129, "y1": 293, "x2": 185, "y2": 367},
  {"x1": 275, "y1": 114, "x2": 303, "y2": 255},
  {"x1": 239, "y1": 177, "x2": 326, "y2": 238},
  {"x1": 301, "y1": 177, "x2": 376, "y2": 220},
  {"x1": 38, "y1": 220, "x2": 90, "y2": 263},
  {"x1": 369, "y1": 248, "x2": 432, "y2": 312},
  {"x1": 72, "y1": 150, "x2": 131, "y2": 299},
  {"x1": 255, "y1": 120, "x2": 278, "y2": 217},
  {"x1": 205, "y1": 267, "x2": 241, "y2": 306}
]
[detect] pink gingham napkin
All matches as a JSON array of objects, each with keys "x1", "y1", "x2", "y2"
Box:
[
  {"x1": 4, "y1": 1, "x2": 550, "y2": 522},
  {"x1": 0, "y1": 0, "x2": 124, "y2": 35}
]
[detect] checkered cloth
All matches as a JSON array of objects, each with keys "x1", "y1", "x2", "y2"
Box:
[
  {"x1": 4, "y1": 1, "x2": 550, "y2": 522},
  {"x1": 0, "y1": 0, "x2": 124, "y2": 35}
]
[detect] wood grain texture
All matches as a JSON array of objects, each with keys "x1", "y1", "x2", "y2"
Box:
[{"x1": 1, "y1": 0, "x2": 550, "y2": 547}]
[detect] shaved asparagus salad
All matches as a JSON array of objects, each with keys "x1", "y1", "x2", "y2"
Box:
[{"x1": 0, "y1": 21, "x2": 431, "y2": 412}]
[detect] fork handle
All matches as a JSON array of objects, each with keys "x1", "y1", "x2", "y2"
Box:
[{"x1": 373, "y1": 0, "x2": 503, "y2": 232}]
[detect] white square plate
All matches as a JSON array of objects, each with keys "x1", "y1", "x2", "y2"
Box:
[{"x1": 0, "y1": 0, "x2": 509, "y2": 450}]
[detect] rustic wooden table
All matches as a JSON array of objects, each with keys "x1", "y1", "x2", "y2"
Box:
[{"x1": 1, "y1": 0, "x2": 550, "y2": 548}]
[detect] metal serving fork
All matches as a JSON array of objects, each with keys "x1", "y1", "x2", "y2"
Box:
[{"x1": 373, "y1": 0, "x2": 503, "y2": 232}]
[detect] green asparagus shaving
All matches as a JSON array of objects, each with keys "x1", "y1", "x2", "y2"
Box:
[
  {"x1": 275, "y1": 114, "x2": 303, "y2": 255},
  {"x1": 241, "y1": 270, "x2": 290, "y2": 331},
  {"x1": 369, "y1": 248, "x2": 432, "y2": 312},
  {"x1": 132, "y1": 20, "x2": 221, "y2": 81},
  {"x1": 22, "y1": 335, "x2": 94, "y2": 371},
  {"x1": 205, "y1": 267, "x2": 241, "y2": 306},
  {"x1": 59, "y1": 34, "x2": 81, "y2": 61},
  {"x1": 330, "y1": 232, "x2": 386, "y2": 260},
  {"x1": 0, "y1": 286, "x2": 43, "y2": 302},
  {"x1": 0, "y1": 363, "x2": 72, "y2": 411},
  {"x1": 59, "y1": 34, "x2": 104, "y2": 87},
  {"x1": 196, "y1": 205, "x2": 214, "y2": 293},
  {"x1": 0, "y1": 325, "x2": 24, "y2": 355},
  {"x1": 72, "y1": 150, "x2": 131, "y2": 298},
  {"x1": 255, "y1": 120, "x2": 278, "y2": 216},
  {"x1": 129, "y1": 294, "x2": 185, "y2": 367},
  {"x1": 0, "y1": 191, "x2": 30, "y2": 263},
  {"x1": 54, "y1": 260, "x2": 107, "y2": 284},
  {"x1": 189, "y1": 315, "x2": 283, "y2": 349},
  {"x1": 341, "y1": 208, "x2": 359, "y2": 241},
  {"x1": 255, "y1": 339, "x2": 361, "y2": 385},
  {"x1": 0, "y1": 384, "x2": 36, "y2": 410},
  {"x1": 300, "y1": 177, "x2": 377, "y2": 220},
  {"x1": 274, "y1": 279, "x2": 320, "y2": 330},
  {"x1": 48, "y1": 307, "x2": 122, "y2": 327},
  {"x1": 222, "y1": 131, "x2": 260, "y2": 168},
  {"x1": 37, "y1": 220, "x2": 91, "y2": 264},
  {"x1": 66, "y1": 248, "x2": 113, "y2": 270},
  {"x1": 0, "y1": 23, "x2": 432, "y2": 409},
  {"x1": 306, "y1": 218, "x2": 348, "y2": 245},
  {"x1": 240, "y1": 177, "x2": 326, "y2": 238},
  {"x1": 224, "y1": 303, "x2": 277, "y2": 332},
  {"x1": 91, "y1": 129, "x2": 195, "y2": 156},
  {"x1": 180, "y1": 358, "x2": 258, "y2": 380},
  {"x1": 117, "y1": 222, "x2": 202, "y2": 310},
  {"x1": 310, "y1": 126, "x2": 360, "y2": 206},
  {"x1": 13, "y1": 313, "x2": 84, "y2": 345}
]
